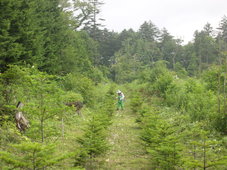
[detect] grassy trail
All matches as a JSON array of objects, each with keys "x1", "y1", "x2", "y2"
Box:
[{"x1": 104, "y1": 102, "x2": 150, "y2": 170}]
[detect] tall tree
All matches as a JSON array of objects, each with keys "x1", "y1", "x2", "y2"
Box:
[
  {"x1": 159, "y1": 28, "x2": 180, "y2": 69},
  {"x1": 0, "y1": 0, "x2": 44, "y2": 72},
  {"x1": 138, "y1": 21, "x2": 160, "y2": 42},
  {"x1": 97, "y1": 29, "x2": 121, "y2": 66},
  {"x1": 73, "y1": 0, "x2": 93, "y2": 29},
  {"x1": 217, "y1": 15, "x2": 227, "y2": 43},
  {"x1": 193, "y1": 25, "x2": 217, "y2": 74},
  {"x1": 82, "y1": 0, "x2": 105, "y2": 40}
]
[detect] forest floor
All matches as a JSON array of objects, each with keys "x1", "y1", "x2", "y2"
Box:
[{"x1": 103, "y1": 102, "x2": 150, "y2": 170}]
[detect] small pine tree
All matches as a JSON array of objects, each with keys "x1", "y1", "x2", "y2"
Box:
[
  {"x1": 182, "y1": 122, "x2": 227, "y2": 169},
  {"x1": 130, "y1": 92, "x2": 143, "y2": 114},
  {"x1": 141, "y1": 111, "x2": 181, "y2": 169},
  {"x1": 75, "y1": 115, "x2": 109, "y2": 169},
  {"x1": 0, "y1": 142, "x2": 66, "y2": 169}
]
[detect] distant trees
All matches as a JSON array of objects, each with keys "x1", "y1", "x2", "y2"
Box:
[
  {"x1": 159, "y1": 28, "x2": 181, "y2": 70},
  {"x1": 109, "y1": 16, "x2": 227, "y2": 83},
  {"x1": 217, "y1": 15, "x2": 227, "y2": 43},
  {"x1": 193, "y1": 25, "x2": 217, "y2": 74},
  {"x1": 138, "y1": 21, "x2": 160, "y2": 42}
]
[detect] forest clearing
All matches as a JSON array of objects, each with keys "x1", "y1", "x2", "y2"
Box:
[{"x1": 0, "y1": 0, "x2": 227, "y2": 169}]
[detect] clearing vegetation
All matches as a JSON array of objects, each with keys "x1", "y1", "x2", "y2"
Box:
[
  {"x1": 1, "y1": 0, "x2": 227, "y2": 169},
  {"x1": 104, "y1": 104, "x2": 150, "y2": 169}
]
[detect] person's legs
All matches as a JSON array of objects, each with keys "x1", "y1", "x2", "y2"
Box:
[
  {"x1": 117, "y1": 100, "x2": 124, "y2": 110},
  {"x1": 117, "y1": 101, "x2": 121, "y2": 110},
  {"x1": 120, "y1": 100, "x2": 124, "y2": 110}
]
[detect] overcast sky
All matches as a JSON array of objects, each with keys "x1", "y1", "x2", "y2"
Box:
[{"x1": 101, "y1": 0, "x2": 226, "y2": 44}]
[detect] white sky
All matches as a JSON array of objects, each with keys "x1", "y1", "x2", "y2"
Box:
[{"x1": 101, "y1": 0, "x2": 226, "y2": 44}]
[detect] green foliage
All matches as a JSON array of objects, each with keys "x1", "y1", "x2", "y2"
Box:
[
  {"x1": 0, "y1": 65, "x2": 70, "y2": 142},
  {"x1": 97, "y1": 29, "x2": 121, "y2": 67},
  {"x1": 140, "y1": 61, "x2": 174, "y2": 98},
  {"x1": 138, "y1": 21, "x2": 160, "y2": 42},
  {"x1": 0, "y1": 0, "x2": 98, "y2": 77},
  {"x1": 0, "y1": 142, "x2": 67, "y2": 169},
  {"x1": 140, "y1": 61, "x2": 169, "y2": 83},
  {"x1": 166, "y1": 77, "x2": 219, "y2": 123},
  {"x1": 73, "y1": 84, "x2": 116, "y2": 168},
  {"x1": 140, "y1": 109, "x2": 181, "y2": 169},
  {"x1": 194, "y1": 26, "x2": 218, "y2": 72},
  {"x1": 0, "y1": 65, "x2": 35, "y2": 120},
  {"x1": 134, "y1": 67, "x2": 227, "y2": 169},
  {"x1": 174, "y1": 62, "x2": 188, "y2": 78},
  {"x1": 187, "y1": 88, "x2": 216, "y2": 122},
  {"x1": 0, "y1": 120, "x2": 28, "y2": 150},
  {"x1": 0, "y1": 65, "x2": 30, "y2": 103},
  {"x1": 152, "y1": 71, "x2": 174, "y2": 98},
  {"x1": 159, "y1": 28, "x2": 181, "y2": 70},
  {"x1": 63, "y1": 91, "x2": 84, "y2": 103},
  {"x1": 62, "y1": 73, "x2": 95, "y2": 106},
  {"x1": 181, "y1": 122, "x2": 227, "y2": 169},
  {"x1": 75, "y1": 115, "x2": 109, "y2": 168},
  {"x1": 1, "y1": 1, "x2": 227, "y2": 169},
  {"x1": 182, "y1": 43, "x2": 198, "y2": 76},
  {"x1": 130, "y1": 92, "x2": 143, "y2": 114},
  {"x1": 165, "y1": 80, "x2": 188, "y2": 110},
  {"x1": 15, "y1": 68, "x2": 66, "y2": 142},
  {"x1": 100, "y1": 84, "x2": 116, "y2": 117},
  {"x1": 202, "y1": 65, "x2": 223, "y2": 91}
]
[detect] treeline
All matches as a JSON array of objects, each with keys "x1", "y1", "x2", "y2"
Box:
[
  {"x1": 100, "y1": 18, "x2": 227, "y2": 82},
  {"x1": 1, "y1": 0, "x2": 227, "y2": 81}
]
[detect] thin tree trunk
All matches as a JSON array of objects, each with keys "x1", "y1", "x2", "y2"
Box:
[
  {"x1": 218, "y1": 73, "x2": 221, "y2": 113},
  {"x1": 199, "y1": 55, "x2": 202, "y2": 76},
  {"x1": 224, "y1": 55, "x2": 227, "y2": 114},
  {"x1": 203, "y1": 138, "x2": 206, "y2": 170},
  {"x1": 32, "y1": 150, "x2": 36, "y2": 170},
  {"x1": 41, "y1": 118, "x2": 44, "y2": 143},
  {"x1": 172, "y1": 55, "x2": 175, "y2": 70},
  {"x1": 193, "y1": 144, "x2": 196, "y2": 170},
  {"x1": 62, "y1": 117, "x2": 64, "y2": 137}
]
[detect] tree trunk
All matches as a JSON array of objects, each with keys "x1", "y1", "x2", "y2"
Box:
[
  {"x1": 203, "y1": 138, "x2": 206, "y2": 170},
  {"x1": 172, "y1": 55, "x2": 175, "y2": 70},
  {"x1": 41, "y1": 117, "x2": 44, "y2": 143},
  {"x1": 62, "y1": 117, "x2": 64, "y2": 137},
  {"x1": 199, "y1": 55, "x2": 202, "y2": 76},
  {"x1": 32, "y1": 150, "x2": 36, "y2": 170},
  {"x1": 193, "y1": 144, "x2": 196, "y2": 170},
  {"x1": 218, "y1": 73, "x2": 221, "y2": 113},
  {"x1": 224, "y1": 55, "x2": 227, "y2": 114}
]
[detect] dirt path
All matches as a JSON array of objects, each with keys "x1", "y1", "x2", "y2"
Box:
[{"x1": 104, "y1": 106, "x2": 150, "y2": 170}]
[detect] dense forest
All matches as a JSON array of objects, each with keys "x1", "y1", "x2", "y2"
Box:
[{"x1": 0, "y1": 0, "x2": 227, "y2": 169}]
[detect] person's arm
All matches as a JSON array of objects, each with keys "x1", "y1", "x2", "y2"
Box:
[{"x1": 121, "y1": 93, "x2": 125, "y2": 100}]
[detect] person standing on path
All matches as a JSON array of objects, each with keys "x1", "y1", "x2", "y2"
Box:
[{"x1": 117, "y1": 90, "x2": 125, "y2": 110}]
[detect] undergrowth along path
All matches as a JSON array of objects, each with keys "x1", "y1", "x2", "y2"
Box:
[{"x1": 104, "y1": 104, "x2": 150, "y2": 170}]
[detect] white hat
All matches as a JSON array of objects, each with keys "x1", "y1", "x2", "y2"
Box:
[{"x1": 117, "y1": 90, "x2": 121, "y2": 93}]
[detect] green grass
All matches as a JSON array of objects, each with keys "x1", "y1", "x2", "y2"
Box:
[{"x1": 103, "y1": 102, "x2": 150, "y2": 170}]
